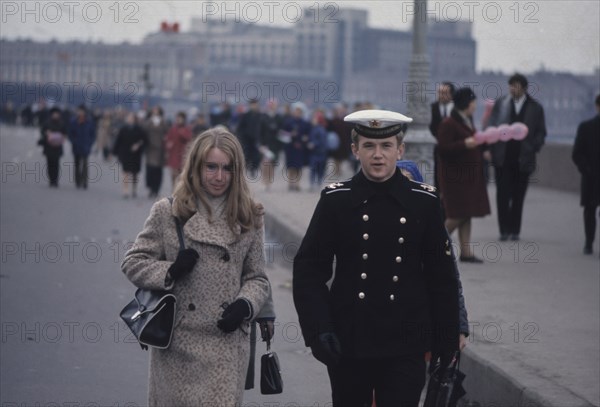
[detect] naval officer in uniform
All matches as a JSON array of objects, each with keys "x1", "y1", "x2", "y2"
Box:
[{"x1": 293, "y1": 110, "x2": 459, "y2": 407}]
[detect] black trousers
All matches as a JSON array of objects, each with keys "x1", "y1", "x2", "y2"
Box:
[
  {"x1": 46, "y1": 156, "x2": 60, "y2": 186},
  {"x1": 494, "y1": 166, "x2": 530, "y2": 236},
  {"x1": 584, "y1": 204, "x2": 599, "y2": 246},
  {"x1": 74, "y1": 154, "x2": 88, "y2": 188},
  {"x1": 145, "y1": 164, "x2": 163, "y2": 195},
  {"x1": 326, "y1": 354, "x2": 426, "y2": 407}
]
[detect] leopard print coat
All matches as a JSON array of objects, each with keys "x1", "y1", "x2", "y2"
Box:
[{"x1": 122, "y1": 197, "x2": 270, "y2": 406}]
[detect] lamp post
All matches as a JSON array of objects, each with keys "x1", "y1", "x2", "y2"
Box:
[{"x1": 403, "y1": 0, "x2": 436, "y2": 185}]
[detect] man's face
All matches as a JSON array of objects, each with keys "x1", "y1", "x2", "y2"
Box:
[
  {"x1": 351, "y1": 135, "x2": 404, "y2": 182},
  {"x1": 438, "y1": 85, "x2": 453, "y2": 104},
  {"x1": 509, "y1": 82, "x2": 525, "y2": 99}
]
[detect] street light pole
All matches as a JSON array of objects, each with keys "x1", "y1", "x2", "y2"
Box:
[{"x1": 403, "y1": 0, "x2": 436, "y2": 185}]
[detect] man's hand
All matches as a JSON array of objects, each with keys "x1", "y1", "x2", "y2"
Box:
[
  {"x1": 310, "y1": 332, "x2": 342, "y2": 366},
  {"x1": 459, "y1": 333, "x2": 467, "y2": 351}
]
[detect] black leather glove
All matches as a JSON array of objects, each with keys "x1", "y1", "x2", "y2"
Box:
[
  {"x1": 429, "y1": 351, "x2": 456, "y2": 374},
  {"x1": 167, "y1": 248, "x2": 199, "y2": 281},
  {"x1": 257, "y1": 318, "x2": 275, "y2": 342},
  {"x1": 310, "y1": 332, "x2": 342, "y2": 366},
  {"x1": 217, "y1": 299, "x2": 252, "y2": 333}
]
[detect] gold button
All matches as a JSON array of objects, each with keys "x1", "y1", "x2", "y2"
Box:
[
  {"x1": 362, "y1": 214, "x2": 369, "y2": 221},
  {"x1": 398, "y1": 237, "x2": 405, "y2": 244},
  {"x1": 363, "y1": 233, "x2": 369, "y2": 240},
  {"x1": 358, "y1": 292, "x2": 365, "y2": 299},
  {"x1": 395, "y1": 256, "x2": 402, "y2": 263},
  {"x1": 361, "y1": 273, "x2": 367, "y2": 280},
  {"x1": 390, "y1": 295, "x2": 395, "y2": 301},
  {"x1": 400, "y1": 217, "x2": 407, "y2": 224},
  {"x1": 393, "y1": 276, "x2": 399, "y2": 282},
  {"x1": 362, "y1": 253, "x2": 368, "y2": 260}
]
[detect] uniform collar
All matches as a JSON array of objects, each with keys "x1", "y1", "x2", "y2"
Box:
[{"x1": 350, "y1": 169, "x2": 415, "y2": 210}]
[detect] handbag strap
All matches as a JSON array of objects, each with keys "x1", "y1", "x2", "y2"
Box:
[
  {"x1": 266, "y1": 337, "x2": 271, "y2": 352},
  {"x1": 168, "y1": 197, "x2": 186, "y2": 251}
]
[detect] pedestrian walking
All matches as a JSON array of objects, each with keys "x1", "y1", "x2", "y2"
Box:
[
  {"x1": 95, "y1": 110, "x2": 114, "y2": 161},
  {"x1": 237, "y1": 99, "x2": 263, "y2": 174},
  {"x1": 437, "y1": 87, "x2": 491, "y2": 263},
  {"x1": 308, "y1": 110, "x2": 329, "y2": 191},
  {"x1": 122, "y1": 127, "x2": 271, "y2": 406},
  {"x1": 282, "y1": 102, "x2": 311, "y2": 191},
  {"x1": 38, "y1": 107, "x2": 66, "y2": 187},
  {"x1": 143, "y1": 106, "x2": 169, "y2": 198},
  {"x1": 293, "y1": 109, "x2": 459, "y2": 407},
  {"x1": 327, "y1": 103, "x2": 354, "y2": 178},
  {"x1": 259, "y1": 99, "x2": 283, "y2": 191},
  {"x1": 165, "y1": 111, "x2": 193, "y2": 189},
  {"x1": 572, "y1": 94, "x2": 600, "y2": 255},
  {"x1": 113, "y1": 112, "x2": 146, "y2": 199},
  {"x1": 68, "y1": 104, "x2": 96, "y2": 189},
  {"x1": 488, "y1": 73, "x2": 547, "y2": 241}
]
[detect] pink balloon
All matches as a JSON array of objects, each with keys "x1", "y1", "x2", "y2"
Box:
[
  {"x1": 511, "y1": 122, "x2": 529, "y2": 140},
  {"x1": 498, "y1": 124, "x2": 511, "y2": 141},
  {"x1": 474, "y1": 131, "x2": 487, "y2": 145},
  {"x1": 485, "y1": 126, "x2": 500, "y2": 144}
]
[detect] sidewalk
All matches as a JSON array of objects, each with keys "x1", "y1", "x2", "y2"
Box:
[{"x1": 249, "y1": 161, "x2": 600, "y2": 407}]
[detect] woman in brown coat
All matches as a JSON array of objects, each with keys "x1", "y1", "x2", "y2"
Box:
[
  {"x1": 438, "y1": 87, "x2": 491, "y2": 263},
  {"x1": 122, "y1": 128, "x2": 271, "y2": 406}
]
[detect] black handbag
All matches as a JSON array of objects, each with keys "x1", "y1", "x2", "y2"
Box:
[
  {"x1": 119, "y1": 198, "x2": 185, "y2": 350},
  {"x1": 260, "y1": 338, "x2": 283, "y2": 394},
  {"x1": 120, "y1": 288, "x2": 177, "y2": 350},
  {"x1": 424, "y1": 351, "x2": 467, "y2": 407}
]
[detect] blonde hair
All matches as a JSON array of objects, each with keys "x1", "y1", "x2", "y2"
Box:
[{"x1": 172, "y1": 127, "x2": 263, "y2": 233}]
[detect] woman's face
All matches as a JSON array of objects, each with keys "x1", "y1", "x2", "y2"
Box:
[
  {"x1": 465, "y1": 100, "x2": 477, "y2": 116},
  {"x1": 201, "y1": 147, "x2": 233, "y2": 197}
]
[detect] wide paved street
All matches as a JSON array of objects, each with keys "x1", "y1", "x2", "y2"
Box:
[
  {"x1": 1, "y1": 124, "x2": 599, "y2": 406},
  {"x1": 0, "y1": 125, "x2": 331, "y2": 406}
]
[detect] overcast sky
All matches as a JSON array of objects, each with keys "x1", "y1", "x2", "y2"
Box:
[{"x1": 1, "y1": 0, "x2": 599, "y2": 75}]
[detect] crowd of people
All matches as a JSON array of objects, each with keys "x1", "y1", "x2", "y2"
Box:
[
  {"x1": 7, "y1": 71, "x2": 598, "y2": 256},
  {"x1": 18, "y1": 99, "x2": 388, "y2": 198}
]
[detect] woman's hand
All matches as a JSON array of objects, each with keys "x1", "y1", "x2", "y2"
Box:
[
  {"x1": 167, "y1": 248, "x2": 199, "y2": 281},
  {"x1": 464, "y1": 137, "x2": 478, "y2": 149},
  {"x1": 217, "y1": 299, "x2": 252, "y2": 333},
  {"x1": 257, "y1": 318, "x2": 275, "y2": 341}
]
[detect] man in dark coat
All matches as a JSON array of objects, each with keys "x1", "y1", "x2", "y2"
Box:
[
  {"x1": 68, "y1": 104, "x2": 96, "y2": 189},
  {"x1": 429, "y1": 81, "x2": 455, "y2": 138},
  {"x1": 429, "y1": 81, "x2": 456, "y2": 221},
  {"x1": 293, "y1": 110, "x2": 459, "y2": 407},
  {"x1": 488, "y1": 73, "x2": 547, "y2": 241},
  {"x1": 236, "y1": 99, "x2": 263, "y2": 173},
  {"x1": 572, "y1": 94, "x2": 600, "y2": 255}
]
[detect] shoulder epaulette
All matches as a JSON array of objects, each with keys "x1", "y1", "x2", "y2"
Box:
[
  {"x1": 409, "y1": 180, "x2": 437, "y2": 198},
  {"x1": 323, "y1": 180, "x2": 351, "y2": 195}
]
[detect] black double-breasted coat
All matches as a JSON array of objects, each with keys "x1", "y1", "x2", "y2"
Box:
[{"x1": 293, "y1": 169, "x2": 459, "y2": 359}]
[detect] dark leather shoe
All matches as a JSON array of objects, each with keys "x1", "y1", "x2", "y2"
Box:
[
  {"x1": 460, "y1": 256, "x2": 484, "y2": 264},
  {"x1": 584, "y1": 245, "x2": 593, "y2": 255},
  {"x1": 510, "y1": 234, "x2": 520, "y2": 241},
  {"x1": 499, "y1": 234, "x2": 509, "y2": 241}
]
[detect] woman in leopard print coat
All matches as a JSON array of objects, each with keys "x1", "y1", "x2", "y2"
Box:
[{"x1": 122, "y1": 127, "x2": 270, "y2": 406}]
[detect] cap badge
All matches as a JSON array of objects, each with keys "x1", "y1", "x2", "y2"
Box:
[{"x1": 369, "y1": 120, "x2": 381, "y2": 128}]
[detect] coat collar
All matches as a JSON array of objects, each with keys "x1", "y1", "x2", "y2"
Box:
[
  {"x1": 350, "y1": 169, "x2": 418, "y2": 214},
  {"x1": 450, "y1": 109, "x2": 474, "y2": 133},
  {"x1": 181, "y1": 206, "x2": 240, "y2": 249}
]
